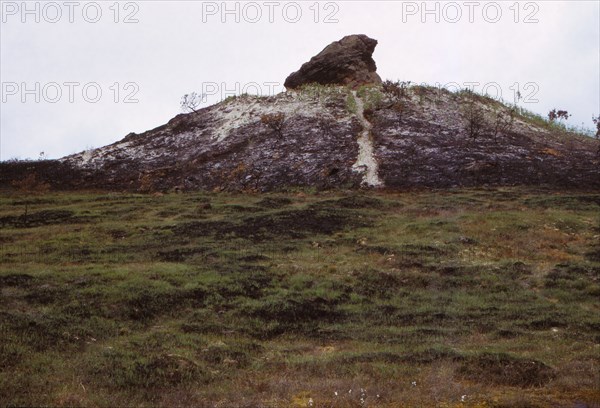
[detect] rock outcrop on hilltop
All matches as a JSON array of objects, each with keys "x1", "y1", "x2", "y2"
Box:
[
  {"x1": 1, "y1": 35, "x2": 599, "y2": 192},
  {"x1": 284, "y1": 34, "x2": 383, "y2": 90}
]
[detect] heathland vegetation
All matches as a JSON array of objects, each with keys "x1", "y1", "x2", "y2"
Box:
[{"x1": 1, "y1": 188, "x2": 598, "y2": 406}]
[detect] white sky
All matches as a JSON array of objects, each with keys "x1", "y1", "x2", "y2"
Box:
[{"x1": 1, "y1": 0, "x2": 599, "y2": 160}]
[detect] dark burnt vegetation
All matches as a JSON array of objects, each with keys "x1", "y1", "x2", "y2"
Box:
[
  {"x1": 2, "y1": 80, "x2": 599, "y2": 193},
  {"x1": 367, "y1": 83, "x2": 600, "y2": 189},
  {"x1": 173, "y1": 205, "x2": 372, "y2": 242}
]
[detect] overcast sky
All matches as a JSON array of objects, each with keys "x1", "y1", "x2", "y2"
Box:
[{"x1": 1, "y1": 0, "x2": 599, "y2": 160}]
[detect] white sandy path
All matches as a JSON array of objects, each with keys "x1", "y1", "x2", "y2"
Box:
[{"x1": 351, "y1": 91, "x2": 383, "y2": 187}]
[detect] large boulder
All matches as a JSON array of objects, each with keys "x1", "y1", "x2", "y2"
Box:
[{"x1": 284, "y1": 34, "x2": 383, "y2": 90}]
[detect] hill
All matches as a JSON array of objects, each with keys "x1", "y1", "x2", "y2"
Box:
[{"x1": 1, "y1": 35, "x2": 598, "y2": 192}]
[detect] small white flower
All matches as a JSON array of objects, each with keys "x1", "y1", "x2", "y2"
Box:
[
  {"x1": 334, "y1": 391, "x2": 338, "y2": 396},
  {"x1": 308, "y1": 397, "x2": 314, "y2": 407},
  {"x1": 411, "y1": 381, "x2": 417, "y2": 387},
  {"x1": 377, "y1": 394, "x2": 380, "y2": 398},
  {"x1": 349, "y1": 389, "x2": 352, "y2": 394},
  {"x1": 461, "y1": 395, "x2": 467, "y2": 402}
]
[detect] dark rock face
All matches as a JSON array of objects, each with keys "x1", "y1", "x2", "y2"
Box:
[{"x1": 284, "y1": 34, "x2": 382, "y2": 90}]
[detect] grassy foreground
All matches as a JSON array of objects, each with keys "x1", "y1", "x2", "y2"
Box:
[{"x1": 0, "y1": 188, "x2": 598, "y2": 407}]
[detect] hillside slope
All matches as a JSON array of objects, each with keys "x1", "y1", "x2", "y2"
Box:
[{"x1": 1, "y1": 84, "x2": 599, "y2": 191}]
